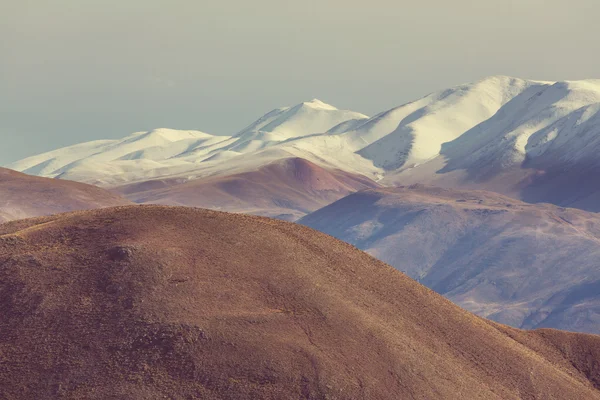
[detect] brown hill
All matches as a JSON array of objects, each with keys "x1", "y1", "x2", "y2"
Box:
[
  {"x1": 114, "y1": 157, "x2": 379, "y2": 220},
  {"x1": 2, "y1": 205, "x2": 600, "y2": 399},
  {"x1": 0, "y1": 167, "x2": 131, "y2": 222},
  {"x1": 299, "y1": 185, "x2": 600, "y2": 333}
]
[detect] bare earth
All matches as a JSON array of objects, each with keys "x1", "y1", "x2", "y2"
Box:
[
  {"x1": 114, "y1": 158, "x2": 379, "y2": 220},
  {"x1": 1, "y1": 205, "x2": 600, "y2": 399},
  {"x1": 0, "y1": 167, "x2": 131, "y2": 222}
]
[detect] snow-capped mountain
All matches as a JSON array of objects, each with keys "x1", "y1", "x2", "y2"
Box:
[
  {"x1": 7, "y1": 76, "x2": 600, "y2": 211},
  {"x1": 357, "y1": 77, "x2": 542, "y2": 169},
  {"x1": 233, "y1": 99, "x2": 367, "y2": 143},
  {"x1": 7, "y1": 100, "x2": 369, "y2": 186},
  {"x1": 433, "y1": 79, "x2": 600, "y2": 178},
  {"x1": 9, "y1": 129, "x2": 234, "y2": 185},
  {"x1": 382, "y1": 78, "x2": 600, "y2": 210}
]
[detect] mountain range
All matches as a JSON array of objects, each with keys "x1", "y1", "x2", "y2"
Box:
[
  {"x1": 4, "y1": 75, "x2": 600, "y2": 335},
  {"x1": 4, "y1": 75, "x2": 600, "y2": 397},
  {"x1": 8, "y1": 76, "x2": 600, "y2": 213}
]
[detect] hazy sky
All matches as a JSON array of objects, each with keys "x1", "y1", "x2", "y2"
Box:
[{"x1": 1, "y1": 0, "x2": 599, "y2": 164}]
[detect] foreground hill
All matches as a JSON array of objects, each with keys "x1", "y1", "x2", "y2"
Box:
[
  {"x1": 300, "y1": 185, "x2": 600, "y2": 333},
  {"x1": 115, "y1": 158, "x2": 379, "y2": 220},
  {"x1": 2, "y1": 206, "x2": 600, "y2": 399},
  {"x1": 0, "y1": 167, "x2": 131, "y2": 222}
]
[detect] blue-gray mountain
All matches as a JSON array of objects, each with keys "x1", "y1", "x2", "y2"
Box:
[{"x1": 300, "y1": 185, "x2": 600, "y2": 334}]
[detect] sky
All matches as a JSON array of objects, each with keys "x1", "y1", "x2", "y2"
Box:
[{"x1": 1, "y1": 0, "x2": 599, "y2": 164}]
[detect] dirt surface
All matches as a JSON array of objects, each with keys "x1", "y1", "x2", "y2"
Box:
[
  {"x1": 0, "y1": 167, "x2": 131, "y2": 222},
  {"x1": 1, "y1": 205, "x2": 600, "y2": 399},
  {"x1": 114, "y1": 158, "x2": 379, "y2": 220}
]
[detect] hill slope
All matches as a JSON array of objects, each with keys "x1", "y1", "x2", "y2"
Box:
[
  {"x1": 355, "y1": 76, "x2": 539, "y2": 169},
  {"x1": 2, "y1": 205, "x2": 600, "y2": 399},
  {"x1": 300, "y1": 185, "x2": 600, "y2": 333},
  {"x1": 383, "y1": 79, "x2": 600, "y2": 210},
  {"x1": 0, "y1": 167, "x2": 131, "y2": 222},
  {"x1": 114, "y1": 158, "x2": 379, "y2": 220}
]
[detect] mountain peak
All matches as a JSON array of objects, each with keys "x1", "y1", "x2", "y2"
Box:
[{"x1": 300, "y1": 98, "x2": 338, "y2": 111}]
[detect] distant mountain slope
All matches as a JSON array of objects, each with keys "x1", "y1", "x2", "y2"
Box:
[
  {"x1": 438, "y1": 80, "x2": 600, "y2": 179},
  {"x1": 7, "y1": 100, "x2": 368, "y2": 186},
  {"x1": 7, "y1": 76, "x2": 600, "y2": 211},
  {"x1": 115, "y1": 157, "x2": 380, "y2": 220},
  {"x1": 7, "y1": 129, "x2": 234, "y2": 186},
  {"x1": 0, "y1": 168, "x2": 131, "y2": 222},
  {"x1": 3, "y1": 205, "x2": 600, "y2": 399},
  {"x1": 299, "y1": 185, "x2": 600, "y2": 334},
  {"x1": 384, "y1": 79, "x2": 600, "y2": 210},
  {"x1": 356, "y1": 76, "x2": 541, "y2": 169},
  {"x1": 232, "y1": 98, "x2": 367, "y2": 143}
]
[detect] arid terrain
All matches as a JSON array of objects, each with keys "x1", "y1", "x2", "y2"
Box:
[
  {"x1": 2, "y1": 205, "x2": 600, "y2": 399},
  {"x1": 4, "y1": 2, "x2": 600, "y2": 398},
  {"x1": 114, "y1": 158, "x2": 379, "y2": 220},
  {"x1": 0, "y1": 167, "x2": 131, "y2": 222}
]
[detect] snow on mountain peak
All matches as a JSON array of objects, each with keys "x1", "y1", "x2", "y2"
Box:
[
  {"x1": 137, "y1": 128, "x2": 213, "y2": 142},
  {"x1": 300, "y1": 99, "x2": 338, "y2": 110},
  {"x1": 7, "y1": 76, "x2": 600, "y2": 192},
  {"x1": 231, "y1": 100, "x2": 368, "y2": 146},
  {"x1": 352, "y1": 76, "x2": 543, "y2": 170}
]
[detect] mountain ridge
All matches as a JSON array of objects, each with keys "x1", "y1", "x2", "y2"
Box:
[
  {"x1": 6, "y1": 75, "x2": 600, "y2": 211},
  {"x1": 114, "y1": 157, "x2": 380, "y2": 220},
  {"x1": 0, "y1": 167, "x2": 131, "y2": 222}
]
